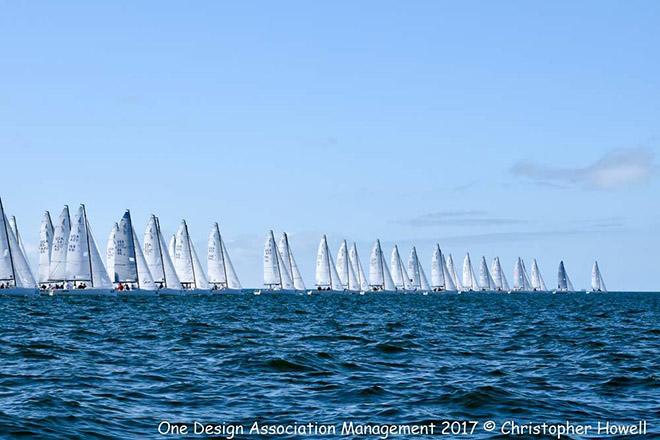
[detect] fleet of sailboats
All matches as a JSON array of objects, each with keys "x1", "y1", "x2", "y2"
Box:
[{"x1": 0, "y1": 198, "x2": 619, "y2": 296}]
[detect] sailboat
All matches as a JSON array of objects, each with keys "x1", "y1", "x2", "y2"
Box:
[
  {"x1": 59, "y1": 204, "x2": 114, "y2": 295},
  {"x1": 390, "y1": 245, "x2": 412, "y2": 291},
  {"x1": 368, "y1": 239, "x2": 396, "y2": 292},
  {"x1": 48, "y1": 206, "x2": 71, "y2": 286},
  {"x1": 512, "y1": 257, "x2": 533, "y2": 292},
  {"x1": 591, "y1": 261, "x2": 607, "y2": 292},
  {"x1": 446, "y1": 253, "x2": 463, "y2": 292},
  {"x1": 490, "y1": 257, "x2": 510, "y2": 292},
  {"x1": 8, "y1": 216, "x2": 29, "y2": 266},
  {"x1": 556, "y1": 261, "x2": 575, "y2": 293},
  {"x1": 478, "y1": 256, "x2": 497, "y2": 291},
  {"x1": 530, "y1": 259, "x2": 547, "y2": 292},
  {"x1": 430, "y1": 245, "x2": 456, "y2": 292},
  {"x1": 110, "y1": 210, "x2": 157, "y2": 295},
  {"x1": 277, "y1": 232, "x2": 306, "y2": 292},
  {"x1": 261, "y1": 230, "x2": 296, "y2": 293},
  {"x1": 408, "y1": 247, "x2": 431, "y2": 293},
  {"x1": 38, "y1": 211, "x2": 54, "y2": 288},
  {"x1": 315, "y1": 235, "x2": 344, "y2": 291},
  {"x1": 208, "y1": 223, "x2": 242, "y2": 293},
  {"x1": 348, "y1": 242, "x2": 369, "y2": 293},
  {"x1": 0, "y1": 199, "x2": 37, "y2": 296},
  {"x1": 336, "y1": 240, "x2": 359, "y2": 292},
  {"x1": 462, "y1": 253, "x2": 479, "y2": 291},
  {"x1": 143, "y1": 215, "x2": 183, "y2": 295},
  {"x1": 172, "y1": 220, "x2": 209, "y2": 293}
]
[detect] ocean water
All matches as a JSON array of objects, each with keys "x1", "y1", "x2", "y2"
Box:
[{"x1": 0, "y1": 292, "x2": 657, "y2": 439}]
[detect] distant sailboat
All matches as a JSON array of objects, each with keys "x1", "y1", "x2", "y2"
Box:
[
  {"x1": 490, "y1": 257, "x2": 509, "y2": 292},
  {"x1": 38, "y1": 211, "x2": 54, "y2": 286},
  {"x1": 336, "y1": 240, "x2": 359, "y2": 291},
  {"x1": 173, "y1": 220, "x2": 209, "y2": 291},
  {"x1": 368, "y1": 239, "x2": 395, "y2": 292},
  {"x1": 513, "y1": 257, "x2": 533, "y2": 291},
  {"x1": 208, "y1": 223, "x2": 242, "y2": 292},
  {"x1": 277, "y1": 232, "x2": 305, "y2": 291},
  {"x1": 0, "y1": 198, "x2": 37, "y2": 295},
  {"x1": 8, "y1": 216, "x2": 29, "y2": 266},
  {"x1": 348, "y1": 242, "x2": 369, "y2": 292},
  {"x1": 446, "y1": 253, "x2": 463, "y2": 291},
  {"x1": 315, "y1": 235, "x2": 344, "y2": 291},
  {"x1": 431, "y1": 245, "x2": 456, "y2": 291},
  {"x1": 530, "y1": 259, "x2": 547, "y2": 291},
  {"x1": 106, "y1": 222, "x2": 118, "y2": 282},
  {"x1": 408, "y1": 247, "x2": 430, "y2": 292},
  {"x1": 462, "y1": 253, "x2": 479, "y2": 291},
  {"x1": 143, "y1": 214, "x2": 183, "y2": 294},
  {"x1": 557, "y1": 261, "x2": 574, "y2": 292},
  {"x1": 110, "y1": 210, "x2": 156, "y2": 293},
  {"x1": 48, "y1": 206, "x2": 71, "y2": 284},
  {"x1": 263, "y1": 230, "x2": 295, "y2": 292},
  {"x1": 61, "y1": 204, "x2": 113, "y2": 295},
  {"x1": 478, "y1": 256, "x2": 496, "y2": 291},
  {"x1": 390, "y1": 245, "x2": 411, "y2": 291},
  {"x1": 591, "y1": 261, "x2": 607, "y2": 292}
]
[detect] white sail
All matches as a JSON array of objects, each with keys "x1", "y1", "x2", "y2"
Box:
[
  {"x1": 462, "y1": 253, "x2": 478, "y2": 290},
  {"x1": 530, "y1": 259, "x2": 546, "y2": 291},
  {"x1": 278, "y1": 233, "x2": 302, "y2": 290},
  {"x1": 328, "y1": 247, "x2": 343, "y2": 291},
  {"x1": 168, "y1": 235, "x2": 176, "y2": 260},
  {"x1": 190, "y1": 240, "x2": 209, "y2": 289},
  {"x1": 274, "y1": 239, "x2": 293, "y2": 290},
  {"x1": 382, "y1": 250, "x2": 396, "y2": 291},
  {"x1": 431, "y1": 245, "x2": 446, "y2": 290},
  {"x1": 173, "y1": 221, "x2": 195, "y2": 286},
  {"x1": 315, "y1": 235, "x2": 331, "y2": 288},
  {"x1": 441, "y1": 252, "x2": 456, "y2": 291},
  {"x1": 591, "y1": 261, "x2": 607, "y2": 292},
  {"x1": 144, "y1": 215, "x2": 181, "y2": 289},
  {"x1": 208, "y1": 223, "x2": 228, "y2": 286},
  {"x1": 447, "y1": 253, "x2": 463, "y2": 291},
  {"x1": 521, "y1": 259, "x2": 532, "y2": 290},
  {"x1": 0, "y1": 200, "x2": 35, "y2": 288},
  {"x1": 502, "y1": 270, "x2": 511, "y2": 291},
  {"x1": 349, "y1": 243, "x2": 369, "y2": 291},
  {"x1": 263, "y1": 231, "x2": 282, "y2": 288},
  {"x1": 513, "y1": 258, "x2": 525, "y2": 291},
  {"x1": 113, "y1": 211, "x2": 139, "y2": 283},
  {"x1": 491, "y1": 257, "x2": 503, "y2": 290},
  {"x1": 478, "y1": 256, "x2": 496, "y2": 290},
  {"x1": 87, "y1": 219, "x2": 112, "y2": 289},
  {"x1": 38, "y1": 211, "x2": 54, "y2": 284},
  {"x1": 391, "y1": 245, "x2": 410, "y2": 290},
  {"x1": 336, "y1": 240, "x2": 350, "y2": 288},
  {"x1": 106, "y1": 223, "x2": 118, "y2": 282},
  {"x1": 65, "y1": 206, "x2": 91, "y2": 282},
  {"x1": 8, "y1": 216, "x2": 29, "y2": 268},
  {"x1": 369, "y1": 240, "x2": 384, "y2": 289},
  {"x1": 48, "y1": 206, "x2": 70, "y2": 281},
  {"x1": 407, "y1": 247, "x2": 430, "y2": 290},
  {"x1": 131, "y1": 225, "x2": 156, "y2": 290},
  {"x1": 558, "y1": 261, "x2": 572, "y2": 291}
]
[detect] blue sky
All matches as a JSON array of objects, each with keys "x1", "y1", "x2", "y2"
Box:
[{"x1": 1, "y1": 1, "x2": 659, "y2": 290}]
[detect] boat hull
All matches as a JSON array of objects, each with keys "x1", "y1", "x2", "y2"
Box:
[
  {"x1": 118, "y1": 289, "x2": 159, "y2": 297},
  {"x1": 0, "y1": 287, "x2": 39, "y2": 296},
  {"x1": 50, "y1": 288, "x2": 116, "y2": 296}
]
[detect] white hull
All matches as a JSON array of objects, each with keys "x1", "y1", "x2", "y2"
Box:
[
  {"x1": 0, "y1": 287, "x2": 39, "y2": 296},
  {"x1": 258, "y1": 288, "x2": 302, "y2": 295},
  {"x1": 118, "y1": 289, "x2": 159, "y2": 297},
  {"x1": 50, "y1": 288, "x2": 116, "y2": 296}
]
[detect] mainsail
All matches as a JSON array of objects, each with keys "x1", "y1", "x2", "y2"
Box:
[
  {"x1": 446, "y1": 253, "x2": 463, "y2": 291},
  {"x1": 478, "y1": 256, "x2": 496, "y2": 290},
  {"x1": 369, "y1": 239, "x2": 395, "y2": 291},
  {"x1": 38, "y1": 211, "x2": 54, "y2": 284},
  {"x1": 431, "y1": 244, "x2": 446, "y2": 290},
  {"x1": 278, "y1": 233, "x2": 304, "y2": 290},
  {"x1": 208, "y1": 223, "x2": 242, "y2": 289},
  {"x1": 48, "y1": 206, "x2": 71, "y2": 282},
  {"x1": 491, "y1": 257, "x2": 504, "y2": 291},
  {"x1": 462, "y1": 253, "x2": 478, "y2": 291},
  {"x1": 64, "y1": 205, "x2": 111, "y2": 288},
  {"x1": 173, "y1": 220, "x2": 209, "y2": 289},
  {"x1": 530, "y1": 259, "x2": 547, "y2": 291},
  {"x1": 557, "y1": 260, "x2": 574, "y2": 291},
  {"x1": 408, "y1": 247, "x2": 430, "y2": 290},
  {"x1": 106, "y1": 223, "x2": 118, "y2": 281},
  {"x1": 349, "y1": 242, "x2": 369, "y2": 291},
  {"x1": 391, "y1": 245, "x2": 411, "y2": 290},
  {"x1": 336, "y1": 240, "x2": 358, "y2": 290},
  {"x1": 144, "y1": 215, "x2": 181, "y2": 289},
  {"x1": 591, "y1": 261, "x2": 607, "y2": 292},
  {"x1": 315, "y1": 235, "x2": 342, "y2": 290},
  {"x1": 263, "y1": 231, "x2": 282, "y2": 288},
  {"x1": 9, "y1": 216, "x2": 29, "y2": 267},
  {"x1": 0, "y1": 199, "x2": 35, "y2": 288}
]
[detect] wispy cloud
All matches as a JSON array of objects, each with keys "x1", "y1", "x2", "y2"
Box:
[
  {"x1": 510, "y1": 148, "x2": 657, "y2": 190},
  {"x1": 398, "y1": 210, "x2": 527, "y2": 227}
]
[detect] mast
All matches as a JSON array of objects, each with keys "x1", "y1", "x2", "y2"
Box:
[
  {"x1": 0, "y1": 198, "x2": 17, "y2": 286},
  {"x1": 183, "y1": 221, "x2": 196, "y2": 289},
  {"x1": 82, "y1": 205, "x2": 94, "y2": 287},
  {"x1": 378, "y1": 240, "x2": 384, "y2": 290},
  {"x1": 155, "y1": 216, "x2": 167, "y2": 287},
  {"x1": 217, "y1": 223, "x2": 228, "y2": 287}
]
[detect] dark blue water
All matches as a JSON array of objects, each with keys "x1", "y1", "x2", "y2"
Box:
[{"x1": 0, "y1": 292, "x2": 657, "y2": 439}]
